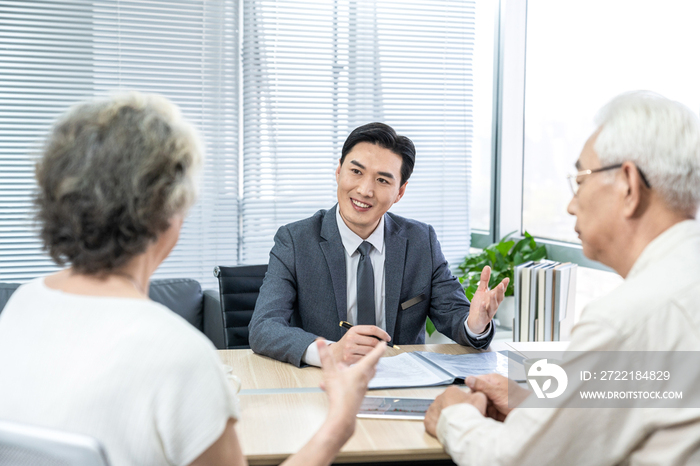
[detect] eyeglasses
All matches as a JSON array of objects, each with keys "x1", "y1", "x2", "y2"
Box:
[{"x1": 567, "y1": 163, "x2": 651, "y2": 196}]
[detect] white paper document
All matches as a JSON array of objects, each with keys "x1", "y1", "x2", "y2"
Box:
[{"x1": 368, "y1": 351, "x2": 509, "y2": 389}]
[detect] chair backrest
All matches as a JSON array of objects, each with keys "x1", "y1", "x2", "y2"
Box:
[
  {"x1": 0, "y1": 280, "x2": 203, "y2": 331},
  {"x1": 0, "y1": 283, "x2": 21, "y2": 315},
  {"x1": 214, "y1": 265, "x2": 268, "y2": 349},
  {"x1": 148, "y1": 278, "x2": 203, "y2": 331},
  {"x1": 0, "y1": 420, "x2": 110, "y2": 466}
]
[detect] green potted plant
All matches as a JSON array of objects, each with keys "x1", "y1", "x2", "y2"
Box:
[{"x1": 426, "y1": 231, "x2": 547, "y2": 336}]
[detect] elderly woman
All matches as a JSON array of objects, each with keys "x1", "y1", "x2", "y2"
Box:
[{"x1": 0, "y1": 93, "x2": 384, "y2": 466}]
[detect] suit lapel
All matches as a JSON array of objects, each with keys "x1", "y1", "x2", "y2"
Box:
[
  {"x1": 384, "y1": 214, "x2": 406, "y2": 341},
  {"x1": 319, "y1": 205, "x2": 348, "y2": 323}
]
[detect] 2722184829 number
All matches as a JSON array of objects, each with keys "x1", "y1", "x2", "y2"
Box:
[{"x1": 596, "y1": 371, "x2": 671, "y2": 381}]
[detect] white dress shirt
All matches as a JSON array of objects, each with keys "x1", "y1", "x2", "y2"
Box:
[
  {"x1": 336, "y1": 208, "x2": 387, "y2": 329},
  {"x1": 302, "y1": 208, "x2": 489, "y2": 366}
]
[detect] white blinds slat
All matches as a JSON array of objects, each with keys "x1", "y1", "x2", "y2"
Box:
[
  {"x1": 242, "y1": 0, "x2": 474, "y2": 265},
  {"x1": 0, "y1": 0, "x2": 239, "y2": 287}
]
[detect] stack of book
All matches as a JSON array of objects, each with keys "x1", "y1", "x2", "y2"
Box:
[{"x1": 512, "y1": 260, "x2": 577, "y2": 342}]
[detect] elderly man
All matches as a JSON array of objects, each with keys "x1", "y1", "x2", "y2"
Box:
[{"x1": 424, "y1": 91, "x2": 700, "y2": 465}]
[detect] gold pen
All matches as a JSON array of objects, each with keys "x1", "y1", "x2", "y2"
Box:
[{"x1": 339, "y1": 321, "x2": 399, "y2": 349}]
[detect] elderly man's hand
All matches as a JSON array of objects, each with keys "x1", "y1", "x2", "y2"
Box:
[
  {"x1": 424, "y1": 386, "x2": 487, "y2": 437},
  {"x1": 466, "y1": 266, "x2": 509, "y2": 334},
  {"x1": 465, "y1": 373, "x2": 530, "y2": 421}
]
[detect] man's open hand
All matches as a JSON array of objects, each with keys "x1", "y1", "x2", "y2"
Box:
[{"x1": 466, "y1": 266, "x2": 509, "y2": 334}]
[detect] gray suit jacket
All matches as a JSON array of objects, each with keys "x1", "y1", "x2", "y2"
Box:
[{"x1": 248, "y1": 206, "x2": 494, "y2": 366}]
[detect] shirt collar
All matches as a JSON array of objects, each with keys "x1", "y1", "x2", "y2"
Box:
[{"x1": 335, "y1": 205, "x2": 385, "y2": 256}]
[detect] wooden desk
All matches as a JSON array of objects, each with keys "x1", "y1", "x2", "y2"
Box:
[{"x1": 218, "y1": 344, "x2": 481, "y2": 465}]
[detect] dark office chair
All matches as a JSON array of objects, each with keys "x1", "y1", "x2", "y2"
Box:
[
  {"x1": 214, "y1": 264, "x2": 268, "y2": 349},
  {"x1": 0, "y1": 420, "x2": 111, "y2": 466}
]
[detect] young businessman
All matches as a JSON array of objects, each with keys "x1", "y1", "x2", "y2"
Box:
[
  {"x1": 248, "y1": 122, "x2": 508, "y2": 367},
  {"x1": 424, "y1": 91, "x2": 700, "y2": 465}
]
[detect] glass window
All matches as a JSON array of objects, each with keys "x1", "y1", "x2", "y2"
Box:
[
  {"x1": 522, "y1": 0, "x2": 700, "y2": 243},
  {"x1": 470, "y1": 0, "x2": 498, "y2": 234}
]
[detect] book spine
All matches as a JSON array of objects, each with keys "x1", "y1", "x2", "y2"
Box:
[{"x1": 528, "y1": 267, "x2": 539, "y2": 341}]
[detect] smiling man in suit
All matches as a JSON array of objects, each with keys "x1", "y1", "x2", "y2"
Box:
[{"x1": 248, "y1": 122, "x2": 508, "y2": 367}]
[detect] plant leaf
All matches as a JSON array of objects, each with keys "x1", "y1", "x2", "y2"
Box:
[
  {"x1": 466, "y1": 283, "x2": 478, "y2": 301},
  {"x1": 425, "y1": 317, "x2": 436, "y2": 337},
  {"x1": 511, "y1": 237, "x2": 528, "y2": 255},
  {"x1": 494, "y1": 252, "x2": 506, "y2": 270},
  {"x1": 485, "y1": 248, "x2": 497, "y2": 264},
  {"x1": 529, "y1": 245, "x2": 547, "y2": 262},
  {"x1": 495, "y1": 240, "x2": 514, "y2": 257}
]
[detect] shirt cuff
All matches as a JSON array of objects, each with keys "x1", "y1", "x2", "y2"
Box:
[
  {"x1": 437, "y1": 403, "x2": 485, "y2": 445},
  {"x1": 464, "y1": 319, "x2": 491, "y2": 340},
  {"x1": 437, "y1": 403, "x2": 496, "y2": 465},
  {"x1": 301, "y1": 339, "x2": 335, "y2": 367}
]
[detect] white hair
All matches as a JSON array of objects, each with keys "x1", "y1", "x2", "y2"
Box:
[{"x1": 594, "y1": 91, "x2": 700, "y2": 213}]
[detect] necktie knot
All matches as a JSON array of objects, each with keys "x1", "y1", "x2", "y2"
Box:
[{"x1": 358, "y1": 241, "x2": 373, "y2": 258}]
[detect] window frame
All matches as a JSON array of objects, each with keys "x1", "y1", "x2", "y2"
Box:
[{"x1": 472, "y1": 0, "x2": 612, "y2": 272}]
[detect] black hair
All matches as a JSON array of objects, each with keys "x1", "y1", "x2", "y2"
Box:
[{"x1": 340, "y1": 122, "x2": 415, "y2": 185}]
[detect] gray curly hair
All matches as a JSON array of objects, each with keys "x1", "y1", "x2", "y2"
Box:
[{"x1": 35, "y1": 92, "x2": 202, "y2": 274}]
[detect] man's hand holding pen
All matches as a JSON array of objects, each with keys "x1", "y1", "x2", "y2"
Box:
[{"x1": 331, "y1": 322, "x2": 393, "y2": 364}]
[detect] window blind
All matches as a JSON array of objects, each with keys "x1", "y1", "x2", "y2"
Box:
[
  {"x1": 0, "y1": 0, "x2": 239, "y2": 287},
  {"x1": 241, "y1": 0, "x2": 475, "y2": 265},
  {"x1": 1, "y1": 0, "x2": 476, "y2": 288}
]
